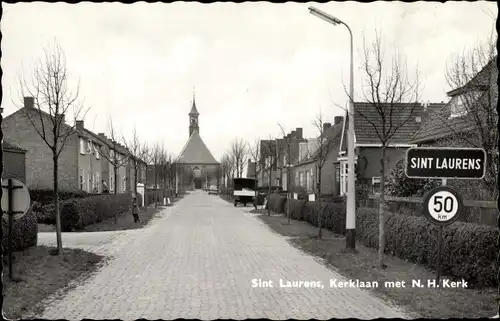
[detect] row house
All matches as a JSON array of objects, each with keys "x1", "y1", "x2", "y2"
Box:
[
  {"x1": 290, "y1": 117, "x2": 344, "y2": 195},
  {"x1": 287, "y1": 102, "x2": 443, "y2": 197},
  {"x1": 2, "y1": 96, "x2": 147, "y2": 193},
  {"x1": 255, "y1": 128, "x2": 306, "y2": 189}
]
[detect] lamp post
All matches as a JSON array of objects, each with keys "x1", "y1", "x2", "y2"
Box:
[{"x1": 308, "y1": 6, "x2": 356, "y2": 250}]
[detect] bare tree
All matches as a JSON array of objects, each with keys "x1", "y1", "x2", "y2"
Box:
[
  {"x1": 277, "y1": 124, "x2": 294, "y2": 224},
  {"x1": 312, "y1": 112, "x2": 337, "y2": 239},
  {"x1": 248, "y1": 139, "x2": 262, "y2": 209},
  {"x1": 150, "y1": 143, "x2": 162, "y2": 207},
  {"x1": 97, "y1": 117, "x2": 130, "y2": 198},
  {"x1": 230, "y1": 138, "x2": 248, "y2": 177},
  {"x1": 16, "y1": 41, "x2": 87, "y2": 255},
  {"x1": 141, "y1": 143, "x2": 153, "y2": 207},
  {"x1": 435, "y1": 32, "x2": 498, "y2": 199},
  {"x1": 260, "y1": 136, "x2": 277, "y2": 216},
  {"x1": 340, "y1": 32, "x2": 421, "y2": 268},
  {"x1": 122, "y1": 124, "x2": 146, "y2": 198}
]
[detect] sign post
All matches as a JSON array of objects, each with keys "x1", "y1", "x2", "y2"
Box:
[
  {"x1": 405, "y1": 147, "x2": 485, "y2": 284},
  {"x1": 1, "y1": 178, "x2": 31, "y2": 281}
]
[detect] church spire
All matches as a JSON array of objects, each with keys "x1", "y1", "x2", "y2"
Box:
[{"x1": 189, "y1": 87, "x2": 199, "y2": 115}]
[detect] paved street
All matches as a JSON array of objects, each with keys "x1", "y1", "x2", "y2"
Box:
[{"x1": 36, "y1": 191, "x2": 411, "y2": 320}]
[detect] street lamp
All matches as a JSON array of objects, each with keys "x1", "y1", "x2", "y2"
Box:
[{"x1": 308, "y1": 6, "x2": 356, "y2": 250}]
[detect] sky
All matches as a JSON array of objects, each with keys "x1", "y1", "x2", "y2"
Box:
[{"x1": 1, "y1": 1, "x2": 497, "y2": 162}]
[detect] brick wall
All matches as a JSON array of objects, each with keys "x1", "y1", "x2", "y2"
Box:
[
  {"x1": 2, "y1": 109, "x2": 79, "y2": 190},
  {"x1": 3, "y1": 150, "x2": 27, "y2": 183}
]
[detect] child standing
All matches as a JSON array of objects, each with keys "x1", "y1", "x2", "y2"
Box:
[{"x1": 132, "y1": 197, "x2": 140, "y2": 223}]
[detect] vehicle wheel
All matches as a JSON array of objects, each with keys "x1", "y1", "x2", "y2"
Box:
[
  {"x1": 244, "y1": 203, "x2": 247, "y2": 207},
  {"x1": 234, "y1": 202, "x2": 237, "y2": 207}
]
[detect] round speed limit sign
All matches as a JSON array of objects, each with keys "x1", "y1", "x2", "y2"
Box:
[{"x1": 423, "y1": 186, "x2": 463, "y2": 226}]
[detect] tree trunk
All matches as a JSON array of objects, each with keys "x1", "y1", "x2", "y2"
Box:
[
  {"x1": 144, "y1": 164, "x2": 148, "y2": 208},
  {"x1": 254, "y1": 176, "x2": 258, "y2": 210},
  {"x1": 287, "y1": 166, "x2": 291, "y2": 224},
  {"x1": 154, "y1": 164, "x2": 158, "y2": 207},
  {"x1": 113, "y1": 163, "x2": 118, "y2": 224},
  {"x1": 267, "y1": 170, "x2": 272, "y2": 216},
  {"x1": 317, "y1": 165, "x2": 323, "y2": 239},
  {"x1": 53, "y1": 154, "x2": 63, "y2": 255},
  {"x1": 378, "y1": 146, "x2": 387, "y2": 268},
  {"x1": 134, "y1": 165, "x2": 138, "y2": 196}
]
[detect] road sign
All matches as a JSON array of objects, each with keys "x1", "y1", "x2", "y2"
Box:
[
  {"x1": 422, "y1": 186, "x2": 463, "y2": 226},
  {"x1": 405, "y1": 147, "x2": 486, "y2": 179},
  {"x1": 2, "y1": 178, "x2": 31, "y2": 221}
]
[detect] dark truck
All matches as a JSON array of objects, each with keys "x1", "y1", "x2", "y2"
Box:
[{"x1": 232, "y1": 178, "x2": 257, "y2": 207}]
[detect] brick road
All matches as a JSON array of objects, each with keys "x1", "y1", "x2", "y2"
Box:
[{"x1": 36, "y1": 191, "x2": 412, "y2": 320}]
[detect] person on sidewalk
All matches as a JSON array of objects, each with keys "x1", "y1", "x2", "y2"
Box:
[{"x1": 132, "y1": 196, "x2": 140, "y2": 223}]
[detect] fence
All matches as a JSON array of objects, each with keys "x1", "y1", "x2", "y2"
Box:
[
  {"x1": 145, "y1": 189, "x2": 176, "y2": 207},
  {"x1": 363, "y1": 195, "x2": 498, "y2": 227}
]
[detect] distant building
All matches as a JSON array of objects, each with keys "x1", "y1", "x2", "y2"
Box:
[{"x1": 176, "y1": 91, "x2": 220, "y2": 190}]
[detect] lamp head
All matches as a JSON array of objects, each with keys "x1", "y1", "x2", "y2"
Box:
[{"x1": 308, "y1": 6, "x2": 342, "y2": 26}]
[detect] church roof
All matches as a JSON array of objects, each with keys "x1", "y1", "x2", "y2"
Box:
[
  {"x1": 189, "y1": 95, "x2": 199, "y2": 115},
  {"x1": 178, "y1": 130, "x2": 219, "y2": 165}
]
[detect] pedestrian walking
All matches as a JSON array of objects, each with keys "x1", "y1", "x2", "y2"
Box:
[{"x1": 132, "y1": 196, "x2": 140, "y2": 223}]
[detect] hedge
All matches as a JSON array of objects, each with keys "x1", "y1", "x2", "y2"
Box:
[
  {"x1": 356, "y1": 207, "x2": 498, "y2": 288},
  {"x1": 61, "y1": 194, "x2": 132, "y2": 231},
  {"x1": 284, "y1": 199, "x2": 307, "y2": 220},
  {"x1": 30, "y1": 189, "x2": 96, "y2": 204},
  {"x1": 2, "y1": 208, "x2": 38, "y2": 253},
  {"x1": 275, "y1": 197, "x2": 497, "y2": 288},
  {"x1": 269, "y1": 194, "x2": 287, "y2": 213}
]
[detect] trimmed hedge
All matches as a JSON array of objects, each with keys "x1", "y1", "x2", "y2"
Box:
[
  {"x1": 285, "y1": 199, "x2": 307, "y2": 220},
  {"x1": 61, "y1": 194, "x2": 132, "y2": 231},
  {"x1": 269, "y1": 194, "x2": 287, "y2": 213},
  {"x1": 2, "y1": 208, "x2": 38, "y2": 253},
  {"x1": 355, "y1": 207, "x2": 498, "y2": 288},
  {"x1": 30, "y1": 189, "x2": 96, "y2": 204},
  {"x1": 272, "y1": 196, "x2": 497, "y2": 288}
]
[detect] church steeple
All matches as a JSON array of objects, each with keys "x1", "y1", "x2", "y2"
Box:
[{"x1": 189, "y1": 87, "x2": 199, "y2": 137}]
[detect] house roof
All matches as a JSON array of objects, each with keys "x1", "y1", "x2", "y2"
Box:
[
  {"x1": 447, "y1": 56, "x2": 497, "y2": 96},
  {"x1": 293, "y1": 123, "x2": 343, "y2": 167},
  {"x1": 340, "y1": 102, "x2": 428, "y2": 150},
  {"x1": 3, "y1": 141, "x2": 27, "y2": 153},
  {"x1": 412, "y1": 57, "x2": 497, "y2": 144},
  {"x1": 410, "y1": 103, "x2": 471, "y2": 143},
  {"x1": 178, "y1": 130, "x2": 218, "y2": 165}
]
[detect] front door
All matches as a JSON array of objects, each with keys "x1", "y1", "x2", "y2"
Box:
[{"x1": 194, "y1": 178, "x2": 202, "y2": 189}]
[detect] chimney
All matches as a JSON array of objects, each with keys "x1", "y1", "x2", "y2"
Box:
[
  {"x1": 295, "y1": 128, "x2": 303, "y2": 138},
  {"x1": 76, "y1": 120, "x2": 84, "y2": 130},
  {"x1": 291, "y1": 130, "x2": 296, "y2": 138},
  {"x1": 24, "y1": 97, "x2": 34, "y2": 109},
  {"x1": 323, "y1": 122, "x2": 332, "y2": 132},
  {"x1": 334, "y1": 116, "x2": 343, "y2": 125}
]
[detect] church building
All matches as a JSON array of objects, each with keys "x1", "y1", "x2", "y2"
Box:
[{"x1": 177, "y1": 92, "x2": 220, "y2": 190}]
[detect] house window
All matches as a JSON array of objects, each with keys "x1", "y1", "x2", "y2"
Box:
[
  {"x1": 110, "y1": 176, "x2": 114, "y2": 192},
  {"x1": 80, "y1": 169, "x2": 84, "y2": 190},
  {"x1": 95, "y1": 144, "x2": 100, "y2": 159},
  {"x1": 80, "y1": 139, "x2": 86, "y2": 155},
  {"x1": 335, "y1": 164, "x2": 340, "y2": 183},
  {"x1": 87, "y1": 139, "x2": 92, "y2": 154},
  {"x1": 122, "y1": 177, "x2": 127, "y2": 192},
  {"x1": 340, "y1": 162, "x2": 348, "y2": 195},
  {"x1": 295, "y1": 172, "x2": 299, "y2": 187},
  {"x1": 304, "y1": 172, "x2": 309, "y2": 191},
  {"x1": 299, "y1": 171, "x2": 304, "y2": 187},
  {"x1": 372, "y1": 176, "x2": 381, "y2": 194},
  {"x1": 96, "y1": 173, "x2": 100, "y2": 193}
]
